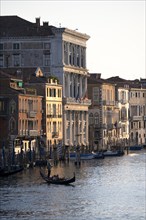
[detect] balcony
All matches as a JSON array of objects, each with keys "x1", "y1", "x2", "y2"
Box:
[
  {"x1": 29, "y1": 130, "x2": 38, "y2": 136},
  {"x1": 63, "y1": 97, "x2": 91, "y2": 106},
  {"x1": 28, "y1": 111, "x2": 37, "y2": 118},
  {"x1": 121, "y1": 117, "x2": 128, "y2": 122},
  {"x1": 132, "y1": 116, "x2": 143, "y2": 121},
  {"x1": 19, "y1": 130, "x2": 28, "y2": 136},
  {"x1": 102, "y1": 100, "x2": 115, "y2": 106},
  {"x1": 120, "y1": 99, "x2": 128, "y2": 104},
  {"x1": 22, "y1": 130, "x2": 26, "y2": 135}
]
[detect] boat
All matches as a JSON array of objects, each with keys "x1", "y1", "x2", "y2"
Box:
[
  {"x1": 70, "y1": 152, "x2": 94, "y2": 160},
  {"x1": 92, "y1": 151, "x2": 105, "y2": 159},
  {"x1": 103, "y1": 150, "x2": 124, "y2": 157},
  {"x1": 0, "y1": 165, "x2": 23, "y2": 177},
  {"x1": 129, "y1": 145, "x2": 143, "y2": 151},
  {"x1": 40, "y1": 169, "x2": 75, "y2": 185}
]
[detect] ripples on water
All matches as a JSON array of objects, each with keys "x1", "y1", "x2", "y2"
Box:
[{"x1": 0, "y1": 151, "x2": 146, "y2": 220}]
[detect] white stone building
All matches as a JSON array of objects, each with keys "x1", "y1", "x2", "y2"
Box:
[{"x1": 116, "y1": 86, "x2": 129, "y2": 145}]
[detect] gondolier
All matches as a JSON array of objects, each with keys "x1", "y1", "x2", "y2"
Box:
[{"x1": 47, "y1": 161, "x2": 52, "y2": 177}]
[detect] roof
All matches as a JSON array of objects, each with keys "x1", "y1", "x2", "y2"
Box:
[
  {"x1": 106, "y1": 76, "x2": 127, "y2": 82},
  {"x1": 88, "y1": 74, "x2": 114, "y2": 85},
  {"x1": 0, "y1": 15, "x2": 55, "y2": 37}
]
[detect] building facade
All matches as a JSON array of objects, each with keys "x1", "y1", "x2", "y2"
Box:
[
  {"x1": 88, "y1": 74, "x2": 119, "y2": 150},
  {"x1": 26, "y1": 68, "x2": 63, "y2": 159},
  {"x1": 0, "y1": 72, "x2": 43, "y2": 165},
  {"x1": 0, "y1": 16, "x2": 91, "y2": 151},
  {"x1": 129, "y1": 87, "x2": 146, "y2": 145},
  {"x1": 106, "y1": 76, "x2": 146, "y2": 147},
  {"x1": 116, "y1": 86, "x2": 129, "y2": 145}
]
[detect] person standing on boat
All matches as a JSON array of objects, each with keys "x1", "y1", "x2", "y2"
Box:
[{"x1": 47, "y1": 161, "x2": 52, "y2": 178}]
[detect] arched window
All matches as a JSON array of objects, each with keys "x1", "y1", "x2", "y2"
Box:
[
  {"x1": 131, "y1": 132, "x2": 133, "y2": 141},
  {"x1": 89, "y1": 113, "x2": 94, "y2": 125},
  {"x1": 94, "y1": 113, "x2": 99, "y2": 125},
  {"x1": 9, "y1": 117, "x2": 16, "y2": 131},
  {"x1": 9, "y1": 99, "x2": 16, "y2": 114}
]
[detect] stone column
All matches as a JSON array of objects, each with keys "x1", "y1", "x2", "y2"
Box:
[
  {"x1": 79, "y1": 46, "x2": 81, "y2": 67},
  {"x1": 67, "y1": 73, "x2": 70, "y2": 97},
  {"x1": 85, "y1": 77, "x2": 87, "y2": 95},
  {"x1": 67, "y1": 42, "x2": 69, "y2": 65},
  {"x1": 85, "y1": 111, "x2": 89, "y2": 146},
  {"x1": 63, "y1": 74, "x2": 66, "y2": 97},
  {"x1": 79, "y1": 76, "x2": 82, "y2": 98},
  {"x1": 71, "y1": 74, "x2": 73, "y2": 98},
  {"x1": 63, "y1": 110, "x2": 66, "y2": 146},
  {"x1": 75, "y1": 75, "x2": 78, "y2": 98},
  {"x1": 81, "y1": 112, "x2": 83, "y2": 145}
]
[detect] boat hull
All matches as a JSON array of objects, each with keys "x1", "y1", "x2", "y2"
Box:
[
  {"x1": 92, "y1": 152, "x2": 105, "y2": 159},
  {"x1": 103, "y1": 150, "x2": 124, "y2": 157},
  {"x1": 70, "y1": 153, "x2": 94, "y2": 160},
  {"x1": 40, "y1": 170, "x2": 75, "y2": 185},
  {"x1": 129, "y1": 145, "x2": 143, "y2": 151},
  {"x1": 0, "y1": 166, "x2": 23, "y2": 177}
]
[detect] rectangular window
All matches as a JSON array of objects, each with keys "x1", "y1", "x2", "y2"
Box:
[
  {"x1": 47, "y1": 88, "x2": 49, "y2": 97},
  {"x1": 53, "y1": 121, "x2": 56, "y2": 132},
  {"x1": 13, "y1": 54, "x2": 20, "y2": 66},
  {"x1": 13, "y1": 43, "x2": 20, "y2": 50},
  {"x1": 0, "y1": 43, "x2": 3, "y2": 50},
  {"x1": 44, "y1": 54, "x2": 50, "y2": 66},
  {"x1": 53, "y1": 104, "x2": 56, "y2": 116},
  {"x1": 49, "y1": 88, "x2": 52, "y2": 97},
  {"x1": 131, "y1": 106, "x2": 137, "y2": 116},
  {"x1": 58, "y1": 89, "x2": 61, "y2": 97},
  {"x1": 64, "y1": 42, "x2": 68, "y2": 65},
  {"x1": 44, "y1": 43, "x2": 51, "y2": 49},
  {"x1": 0, "y1": 54, "x2": 4, "y2": 67},
  {"x1": 93, "y1": 87, "x2": 100, "y2": 103},
  {"x1": 0, "y1": 100, "x2": 5, "y2": 112}
]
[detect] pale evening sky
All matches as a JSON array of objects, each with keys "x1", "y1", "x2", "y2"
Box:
[{"x1": 0, "y1": 0, "x2": 145, "y2": 80}]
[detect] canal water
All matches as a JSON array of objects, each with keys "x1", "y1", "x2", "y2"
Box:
[{"x1": 0, "y1": 150, "x2": 146, "y2": 220}]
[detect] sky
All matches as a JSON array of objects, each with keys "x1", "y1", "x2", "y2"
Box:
[{"x1": 0, "y1": 0, "x2": 145, "y2": 80}]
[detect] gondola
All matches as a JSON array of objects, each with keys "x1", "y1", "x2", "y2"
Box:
[
  {"x1": 92, "y1": 151, "x2": 105, "y2": 159},
  {"x1": 0, "y1": 165, "x2": 23, "y2": 177},
  {"x1": 40, "y1": 169, "x2": 75, "y2": 185}
]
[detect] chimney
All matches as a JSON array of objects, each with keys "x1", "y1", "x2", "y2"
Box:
[
  {"x1": 96, "y1": 73, "x2": 101, "y2": 79},
  {"x1": 36, "y1": 17, "x2": 40, "y2": 27},
  {"x1": 43, "y1": 22, "x2": 49, "y2": 27},
  {"x1": 91, "y1": 73, "x2": 101, "y2": 79}
]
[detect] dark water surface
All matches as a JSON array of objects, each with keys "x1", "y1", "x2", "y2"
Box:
[{"x1": 0, "y1": 150, "x2": 146, "y2": 220}]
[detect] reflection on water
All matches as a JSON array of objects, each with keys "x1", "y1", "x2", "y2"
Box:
[{"x1": 0, "y1": 150, "x2": 146, "y2": 220}]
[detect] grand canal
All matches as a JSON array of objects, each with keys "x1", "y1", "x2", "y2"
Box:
[{"x1": 0, "y1": 150, "x2": 146, "y2": 220}]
